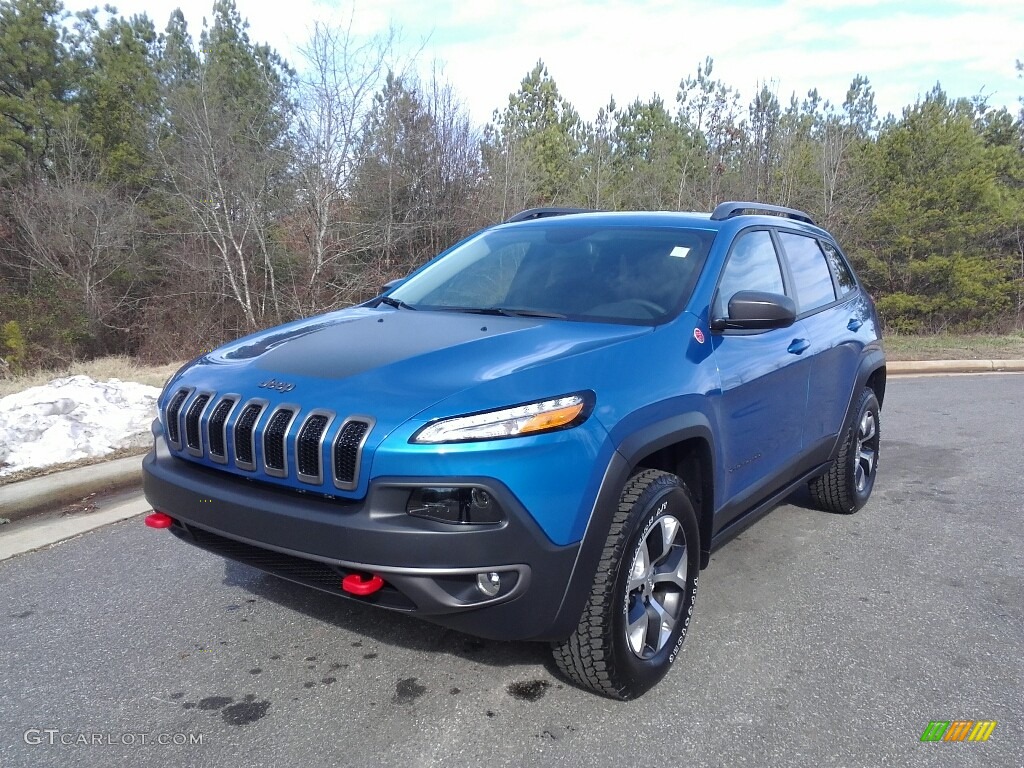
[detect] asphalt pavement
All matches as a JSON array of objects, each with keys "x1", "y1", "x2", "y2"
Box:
[{"x1": 1, "y1": 373, "x2": 1022, "y2": 767}]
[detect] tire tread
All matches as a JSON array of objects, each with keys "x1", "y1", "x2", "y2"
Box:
[
  {"x1": 809, "y1": 387, "x2": 879, "y2": 514},
  {"x1": 551, "y1": 469, "x2": 686, "y2": 698}
]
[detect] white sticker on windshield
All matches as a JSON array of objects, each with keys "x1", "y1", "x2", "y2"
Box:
[{"x1": 670, "y1": 246, "x2": 690, "y2": 258}]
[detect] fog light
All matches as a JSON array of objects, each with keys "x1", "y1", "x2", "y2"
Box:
[
  {"x1": 476, "y1": 572, "x2": 501, "y2": 597},
  {"x1": 407, "y1": 486, "x2": 503, "y2": 524}
]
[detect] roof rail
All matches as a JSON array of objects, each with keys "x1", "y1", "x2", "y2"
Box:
[
  {"x1": 710, "y1": 201, "x2": 815, "y2": 225},
  {"x1": 505, "y1": 207, "x2": 597, "y2": 223}
]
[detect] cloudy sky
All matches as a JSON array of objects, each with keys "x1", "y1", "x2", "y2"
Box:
[{"x1": 69, "y1": 0, "x2": 1024, "y2": 124}]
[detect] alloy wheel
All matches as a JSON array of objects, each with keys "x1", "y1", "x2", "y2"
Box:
[{"x1": 624, "y1": 515, "x2": 688, "y2": 659}]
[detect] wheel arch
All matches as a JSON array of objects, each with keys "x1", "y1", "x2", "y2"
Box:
[
  {"x1": 829, "y1": 349, "x2": 886, "y2": 464},
  {"x1": 616, "y1": 413, "x2": 717, "y2": 569},
  {"x1": 866, "y1": 361, "x2": 887, "y2": 407}
]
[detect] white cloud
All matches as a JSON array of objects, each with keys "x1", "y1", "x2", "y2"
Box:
[{"x1": 66, "y1": 0, "x2": 1024, "y2": 123}]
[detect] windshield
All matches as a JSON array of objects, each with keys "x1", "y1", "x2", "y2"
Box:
[{"x1": 388, "y1": 224, "x2": 715, "y2": 324}]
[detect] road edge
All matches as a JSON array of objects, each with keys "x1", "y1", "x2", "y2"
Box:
[
  {"x1": 1, "y1": 455, "x2": 144, "y2": 524},
  {"x1": 2, "y1": 360, "x2": 1022, "y2": 528}
]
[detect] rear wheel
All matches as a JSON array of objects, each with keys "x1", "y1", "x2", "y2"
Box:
[
  {"x1": 551, "y1": 469, "x2": 700, "y2": 699},
  {"x1": 809, "y1": 387, "x2": 880, "y2": 514}
]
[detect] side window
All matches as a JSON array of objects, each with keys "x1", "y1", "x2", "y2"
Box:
[
  {"x1": 820, "y1": 241, "x2": 857, "y2": 297},
  {"x1": 714, "y1": 230, "x2": 785, "y2": 318},
  {"x1": 779, "y1": 232, "x2": 836, "y2": 313}
]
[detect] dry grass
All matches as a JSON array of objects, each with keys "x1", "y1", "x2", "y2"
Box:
[
  {"x1": 0, "y1": 356, "x2": 183, "y2": 399},
  {"x1": 884, "y1": 332, "x2": 1024, "y2": 361}
]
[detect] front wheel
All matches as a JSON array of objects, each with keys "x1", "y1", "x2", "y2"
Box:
[
  {"x1": 809, "y1": 386, "x2": 881, "y2": 514},
  {"x1": 551, "y1": 469, "x2": 700, "y2": 699}
]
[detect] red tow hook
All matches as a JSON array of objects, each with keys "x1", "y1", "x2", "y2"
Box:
[
  {"x1": 341, "y1": 573, "x2": 385, "y2": 596},
  {"x1": 145, "y1": 512, "x2": 174, "y2": 529}
]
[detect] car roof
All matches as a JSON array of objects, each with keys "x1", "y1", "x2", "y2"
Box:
[{"x1": 495, "y1": 209, "x2": 834, "y2": 241}]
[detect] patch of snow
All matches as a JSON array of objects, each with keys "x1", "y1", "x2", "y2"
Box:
[{"x1": 0, "y1": 375, "x2": 160, "y2": 477}]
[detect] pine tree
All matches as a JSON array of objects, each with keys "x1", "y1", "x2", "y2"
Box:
[
  {"x1": 0, "y1": 0, "x2": 75, "y2": 179},
  {"x1": 76, "y1": 11, "x2": 160, "y2": 187},
  {"x1": 487, "y1": 60, "x2": 583, "y2": 207}
]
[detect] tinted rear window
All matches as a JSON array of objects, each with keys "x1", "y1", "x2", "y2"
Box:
[{"x1": 821, "y1": 241, "x2": 857, "y2": 297}]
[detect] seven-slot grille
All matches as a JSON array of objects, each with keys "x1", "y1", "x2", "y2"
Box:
[{"x1": 162, "y1": 388, "x2": 372, "y2": 491}]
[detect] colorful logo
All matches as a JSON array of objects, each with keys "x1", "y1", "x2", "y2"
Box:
[
  {"x1": 693, "y1": 328, "x2": 705, "y2": 344},
  {"x1": 920, "y1": 720, "x2": 997, "y2": 742}
]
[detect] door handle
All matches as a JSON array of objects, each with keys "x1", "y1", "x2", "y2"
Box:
[
  {"x1": 847, "y1": 318, "x2": 863, "y2": 331},
  {"x1": 788, "y1": 338, "x2": 810, "y2": 355}
]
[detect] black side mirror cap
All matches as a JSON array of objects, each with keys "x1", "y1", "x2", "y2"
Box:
[{"x1": 713, "y1": 291, "x2": 797, "y2": 331}]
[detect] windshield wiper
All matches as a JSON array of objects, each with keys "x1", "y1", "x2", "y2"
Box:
[
  {"x1": 377, "y1": 296, "x2": 417, "y2": 311},
  {"x1": 447, "y1": 307, "x2": 567, "y2": 319}
]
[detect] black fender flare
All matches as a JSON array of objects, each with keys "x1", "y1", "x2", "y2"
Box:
[{"x1": 829, "y1": 347, "x2": 886, "y2": 463}]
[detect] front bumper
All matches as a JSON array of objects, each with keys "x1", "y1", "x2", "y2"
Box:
[{"x1": 142, "y1": 447, "x2": 583, "y2": 641}]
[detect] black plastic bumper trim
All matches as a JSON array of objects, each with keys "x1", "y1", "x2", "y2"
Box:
[{"x1": 142, "y1": 450, "x2": 582, "y2": 640}]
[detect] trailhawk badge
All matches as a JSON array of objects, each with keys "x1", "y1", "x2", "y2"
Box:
[{"x1": 258, "y1": 378, "x2": 296, "y2": 393}]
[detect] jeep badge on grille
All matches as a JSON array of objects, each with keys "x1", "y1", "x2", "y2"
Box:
[{"x1": 258, "y1": 378, "x2": 296, "y2": 393}]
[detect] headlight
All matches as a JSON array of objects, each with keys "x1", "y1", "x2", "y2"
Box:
[{"x1": 411, "y1": 393, "x2": 593, "y2": 444}]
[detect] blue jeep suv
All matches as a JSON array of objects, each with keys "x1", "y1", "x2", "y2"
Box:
[{"x1": 143, "y1": 202, "x2": 885, "y2": 699}]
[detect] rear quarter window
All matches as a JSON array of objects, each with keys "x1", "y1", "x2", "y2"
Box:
[{"x1": 820, "y1": 241, "x2": 857, "y2": 297}]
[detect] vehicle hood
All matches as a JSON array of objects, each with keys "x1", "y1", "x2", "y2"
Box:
[{"x1": 169, "y1": 306, "x2": 651, "y2": 427}]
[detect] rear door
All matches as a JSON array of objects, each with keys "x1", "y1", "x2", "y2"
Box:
[{"x1": 710, "y1": 229, "x2": 811, "y2": 526}]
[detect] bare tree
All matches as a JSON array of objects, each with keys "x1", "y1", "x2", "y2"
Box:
[
  {"x1": 291, "y1": 18, "x2": 397, "y2": 312},
  {"x1": 6, "y1": 116, "x2": 143, "y2": 333},
  {"x1": 349, "y1": 67, "x2": 482, "y2": 296},
  {"x1": 156, "y1": 43, "x2": 293, "y2": 330}
]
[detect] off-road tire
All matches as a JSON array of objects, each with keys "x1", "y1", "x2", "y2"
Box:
[
  {"x1": 809, "y1": 387, "x2": 880, "y2": 514},
  {"x1": 551, "y1": 469, "x2": 700, "y2": 699}
]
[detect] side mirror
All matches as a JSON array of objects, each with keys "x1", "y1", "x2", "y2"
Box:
[
  {"x1": 381, "y1": 277, "x2": 407, "y2": 294},
  {"x1": 711, "y1": 290, "x2": 796, "y2": 331}
]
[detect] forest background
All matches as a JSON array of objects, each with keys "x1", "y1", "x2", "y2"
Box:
[{"x1": 2, "y1": 0, "x2": 1023, "y2": 374}]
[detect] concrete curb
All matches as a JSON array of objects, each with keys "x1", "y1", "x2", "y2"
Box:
[
  {"x1": 0, "y1": 495, "x2": 151, "y2": 561},
  {"x1": 888, "y1": 359, "x2": 1024, "y2": 375},
  {"x1": 1, "y1": 359, "x2": 1022, "y2": 530},
  {"x1": 0, "y1": 455, "x2": 145, "y2": 524}
]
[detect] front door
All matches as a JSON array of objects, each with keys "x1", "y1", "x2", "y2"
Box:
[{"x1": 710, "y1": 229, "x2": 812, "y2": 529}]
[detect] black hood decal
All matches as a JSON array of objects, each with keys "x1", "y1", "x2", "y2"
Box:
[{"x1": 249, "y1": 311, "x2": 542, "y2": 380}]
